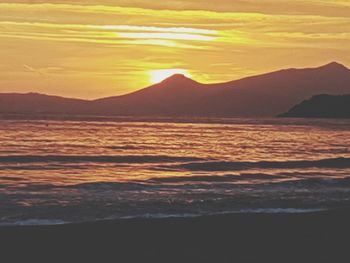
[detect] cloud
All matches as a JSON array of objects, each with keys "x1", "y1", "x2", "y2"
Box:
[
  {"x1": 0, "y1": 21, "x2": 219, "y2": 49},
  {"x1": 23, "y1": 64, "x2": 43, "y2": 75}
]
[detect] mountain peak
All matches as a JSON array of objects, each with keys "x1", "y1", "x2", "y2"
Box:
[
  {"x1": 320, "y1": 62, "x2": 348, "y2": 70},
  {"x1": 160, "y1": 74, "x2": 197, "y2": 85}
]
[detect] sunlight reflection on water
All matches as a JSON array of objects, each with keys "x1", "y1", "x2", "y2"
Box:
[{"x1": 0, "y1": 118, "x2": 349, "y2": 224}]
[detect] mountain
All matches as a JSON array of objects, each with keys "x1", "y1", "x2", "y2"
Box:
[
  {"x1": 90, "y1": 74, "x2": 219, "y2": 116},
  {"x1": 1, "y1": 62, "x2": 350, "y2": 117},
  {"x1": 280, "y1": 94, "x2": 350, "y2": 118},
  {"x1": 91, "y1": 62, "x2": 350, "y2": 117},
  {"x1": 0, "y1": 93, "x2": 88, "y2": 114}
]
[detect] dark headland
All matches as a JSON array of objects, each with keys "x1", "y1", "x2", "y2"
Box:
[
  {"x1": 280, "y1": 94, "x2": 350, "y2": 118},
  {"x1": 1, "y1": 209, "x2": 350, "y2": 262},
  {"x1": 1, "y1": 62, "x2": 350, "y2": 118}
]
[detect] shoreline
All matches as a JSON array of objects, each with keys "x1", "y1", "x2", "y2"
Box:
[
  {"x1": 1, "y1": 209, "x2": 349, "y2": 262},
  {"x1": 1, "y1": 113, "x2": 349, "y2": 124}
]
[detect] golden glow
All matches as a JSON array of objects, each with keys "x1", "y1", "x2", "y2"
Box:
[
  {"x1": 116, "y1": 32, "x2": 216, "y2": 42},
  {"x1": 149, "y1": 69, "x2": 191, "y2": 84},
  {"x1": 0, "y1": 1, "x2": 349, "y2": 98}
]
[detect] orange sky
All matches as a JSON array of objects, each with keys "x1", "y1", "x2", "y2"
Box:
[{"x1": 1, "y1": 0, "x2": 350, "y2": 99}]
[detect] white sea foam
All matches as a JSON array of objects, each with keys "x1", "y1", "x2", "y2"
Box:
[{"x1": 0, "y1": 219, "x2": 67, "y2": 226}]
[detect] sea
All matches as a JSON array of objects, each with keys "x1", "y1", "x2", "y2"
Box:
[{"x1": 0, "y1": 117, "x2": 349, "y2": 226}]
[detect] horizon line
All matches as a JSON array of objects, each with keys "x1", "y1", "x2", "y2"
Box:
[{"x1": 1, "y1": 61, "x2": 348, "y2": 101}]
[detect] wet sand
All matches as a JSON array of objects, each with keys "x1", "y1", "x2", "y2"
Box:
[{"x1": 1, "y1": 209, "x2": 349, "y2": 262}]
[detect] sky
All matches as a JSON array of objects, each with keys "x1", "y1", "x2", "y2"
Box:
[{"x1": 1, "y1": 0, "x2": 350, "y2": 99}]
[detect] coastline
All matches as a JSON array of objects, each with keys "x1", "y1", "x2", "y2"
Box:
[
  {"x1": 2, "y1": 113, "x2": 350, "y2": 124},
  {"x1": 1, "y1": 209, "x2": 349, "y2": 262}
]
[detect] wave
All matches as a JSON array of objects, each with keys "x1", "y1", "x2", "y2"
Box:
[
  {"x1": 0, "y1": 155, "x2": 204, "y2": 164},
  {"x1": 104, "y1": 145, "x2": 143, "y2": 150},
  {"x1": 268, "y1": 177, "x2": 350, "y2": 188},
  {"x1": 0, "y1": 219, "x2": 67, "y2": 226},
  {"x1": 64, "y1": 182, "x2": 152, "y2": 190},
  {"x1": 0, "y1": 176, "x2": 25, "y2": 181},
  {"x1": 0, "y1": 164, "x2": 87, "y2": 170},
  {"x1": 44, "y1": 176, "x2": 350, "y2": 192},
  {"x1": 162, "y1": 157, "x2": 350, "y2": 171},
  {"x1": 0, "y1": 208, "x2": 328, "y2": 226},
  {"x1": 149, "y1": 173, "x2": 283, "y2": 183}
]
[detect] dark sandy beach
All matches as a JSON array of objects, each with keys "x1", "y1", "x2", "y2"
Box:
[{"x1": 1, "y1": 209, "x2": 349, "y2": 262}]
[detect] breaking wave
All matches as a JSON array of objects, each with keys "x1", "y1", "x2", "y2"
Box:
[{"x1": 161, "y1": 157, "x2": 350, "y2": 171}]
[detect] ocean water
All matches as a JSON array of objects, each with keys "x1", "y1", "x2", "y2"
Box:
[{"x1": 0, "y1": 118, "x2": 350, "y2": 225}]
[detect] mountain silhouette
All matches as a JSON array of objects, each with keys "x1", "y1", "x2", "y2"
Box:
[
  {"x1": 1, "y1": 62, "x2": 350, "y2": 117},
  {"x1": 280, "y1": 94, "x2": 350, "y2": 118},
  {"x1": 0, "y1": 93, "x2": 88, "y2": 114}
]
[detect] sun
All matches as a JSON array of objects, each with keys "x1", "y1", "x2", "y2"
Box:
[{"x1": 149, "y1": 69, "x2": 191, "y2": 84}]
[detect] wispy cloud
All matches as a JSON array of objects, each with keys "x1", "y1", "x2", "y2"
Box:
[
  {"x1": 0, "y1": 21, "x2": 218, "y2": 49},
  {"x1": 22, "y1": 64, "x2": 42, "y2": 75}
]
